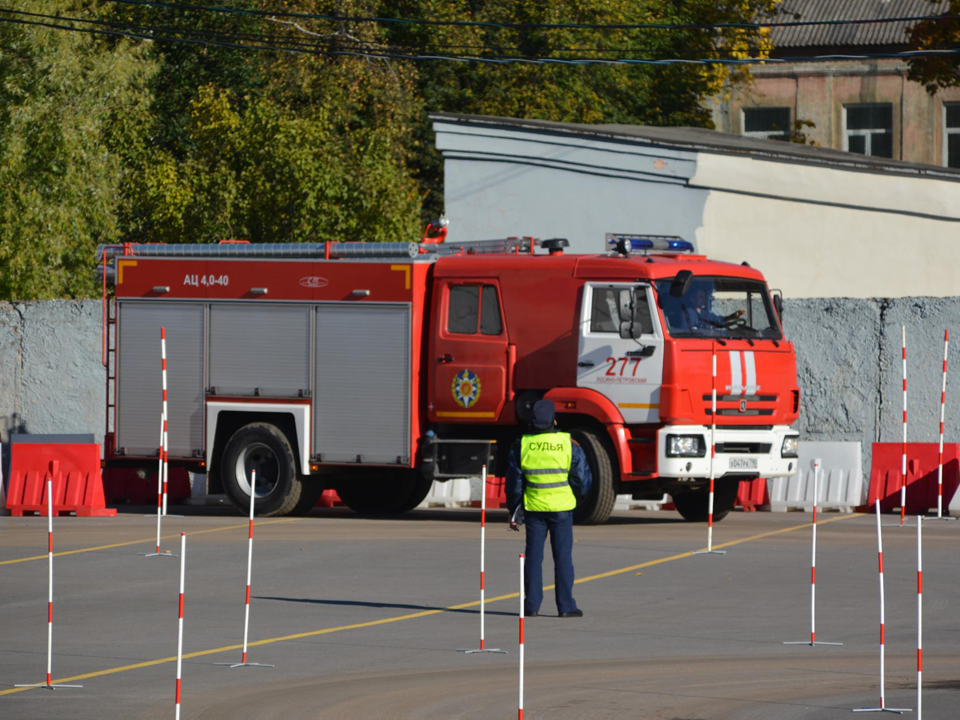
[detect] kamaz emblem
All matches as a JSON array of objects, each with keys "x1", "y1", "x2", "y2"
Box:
[
  {"x1": 299, "y1": 276, "x2": 329, "y2": 288},
  {"x1": 739, "y1": 399, "x2": 747, "y2": 413},
  {"x1": 452, "y1": 369, "x2": 482, "y2": 409}
]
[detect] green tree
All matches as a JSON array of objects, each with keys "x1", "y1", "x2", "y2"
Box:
[
  {"x1": 906, "y1": 1, "x2": 960, "y2": 92},
  {"x1": 0, "y1": 1, "x2": 156, "y2": 300}
]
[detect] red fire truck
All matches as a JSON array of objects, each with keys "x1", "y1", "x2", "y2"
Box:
[{"x1": 98, "y1": 231, "x2": 800, "y2": 524}]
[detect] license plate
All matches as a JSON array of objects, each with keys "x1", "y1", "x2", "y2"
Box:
[{"x1": 728, "y1": 457, "x2": 758, "y2": 470}]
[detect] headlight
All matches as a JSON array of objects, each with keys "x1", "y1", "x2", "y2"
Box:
[
  {"x1": 667, "y1": 435, "x2": 705, "y2": 457},
  {"x1": 781, "y1": 436, "x2": 799, "y2": 458}
]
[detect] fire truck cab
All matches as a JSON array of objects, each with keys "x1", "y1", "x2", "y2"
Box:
[{"x1": 99, "y1": 232, "x2": 800, "y2": 524}]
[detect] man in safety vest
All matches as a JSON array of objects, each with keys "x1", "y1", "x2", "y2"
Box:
[{"x1": 506, "y1": 400, "x2": 592, "y2": 617}]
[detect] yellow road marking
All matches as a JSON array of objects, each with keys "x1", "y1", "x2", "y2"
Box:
[
  {"x1": 0, "y1": 519, "x2": 295, "y2": 566},
  {"x1": 0, "y1": 513, "x2": 861, "y2": 697}
]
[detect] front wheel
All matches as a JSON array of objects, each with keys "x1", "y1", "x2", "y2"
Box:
[
  {"x1": 672, "y1": 480, "x2": 739, "y2": 522},
  {"x1": 220, "y1": 422, "x2": 306, "y2": 517},
  {"x1": 571, "y1": 427, "x2": 617, "y2": 525}
]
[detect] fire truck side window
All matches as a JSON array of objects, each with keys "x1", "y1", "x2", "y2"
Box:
[
  {"x1": 480, "y1": 285, "x2": 503, "y2": 335},
  {"x1": 448, "y1": 285, "x2": 480, "y2": 334},
  {"x1": 591, "y1": 287, "x2": 653, "y2": 335}
]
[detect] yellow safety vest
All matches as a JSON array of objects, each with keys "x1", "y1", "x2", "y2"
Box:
[{"x1": 521, "y1": 432, "x2": 576, "y2": 512}]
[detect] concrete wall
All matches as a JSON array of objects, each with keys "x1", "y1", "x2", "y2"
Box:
[{"x1": 2, "y1": 299, "x2": 959, "y2": 486}]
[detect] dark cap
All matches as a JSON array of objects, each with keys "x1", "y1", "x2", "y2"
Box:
[{"x1": 530, "y1": 400, "x2": 555, "y2": 431}]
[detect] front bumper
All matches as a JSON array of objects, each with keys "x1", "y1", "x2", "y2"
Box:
[{"x1": 657, "y1": 425, "x2": 798, "y2": 479}]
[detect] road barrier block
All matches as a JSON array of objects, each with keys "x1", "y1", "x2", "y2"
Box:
[
  {"x1": 7, "y1": 442, "x2": 116, "y2": 517},
  {"x1": 768, "y1": 441, "x2": 863, "y2": 513},
  {"x1": 736, "y1": 479, "x2": 769, "y2": 511},
  {"x1": 419, "y1": 479, "x2": 471, "y2": 508},
  {"x1": 865, "y1": 442, "x2": 959, "y2": 514},
  {"x1": 317, "y1": 489, "x2": 343, "y2": 508}
]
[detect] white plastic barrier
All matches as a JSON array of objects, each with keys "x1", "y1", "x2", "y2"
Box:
[
  {"x1": 614, "y1": 493, "x2": 670, "y2": 511},
  {"x1": 418, "y1": 478, "x2": 472, "y2": 508},
  {"x1": 768, "y1": 441, "x2": 863, "y2": 513}
]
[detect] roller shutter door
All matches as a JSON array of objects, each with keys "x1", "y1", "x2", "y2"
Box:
[
  {"x1": 314, "y1": 304, "x2": 410, "y2": 464},
  {"x1": 116, "y1": 302, "x2": 204, "y2": 456},
  {"x1": 209, "y1": 304, "x2": 310, "y2": 397}
]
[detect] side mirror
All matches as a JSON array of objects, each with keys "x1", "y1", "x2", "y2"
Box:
[
  {"x1": 670, "y1": 270, "x2": 693, "y2": 298},
  {"x1": 618, "y1": 289, "x2": 638, "y2": 339},
  {"x1": 772, "y1": 290, "x2": 783, "y2": 320}
]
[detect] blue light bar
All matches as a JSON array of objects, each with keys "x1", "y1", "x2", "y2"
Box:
[{"x1": 605, "y1": 233, "x2": 695, "y2": 254}]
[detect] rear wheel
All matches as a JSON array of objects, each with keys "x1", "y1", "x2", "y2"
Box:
[
  {"x1": 571, "y1": 427, "x2": 617, "y2": 525},
  {"x1": 672, "y1": 479, "x2": 739, "y2": 522},
  {"x1": 221, "y1": 422, "x2": 305, "y2": 517}
]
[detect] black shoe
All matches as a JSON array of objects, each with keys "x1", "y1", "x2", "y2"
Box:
[
  {"x1": 525, "y1": 611, "x2": 538, "y2": 617},
  {"x1": 558, "y1": 609, "x2": 583, "y2": 618}
]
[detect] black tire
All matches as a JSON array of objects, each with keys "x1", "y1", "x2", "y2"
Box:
[
  {"x1": 672, "y1": 479, "x2": 739, "y2": 522},
  {"x1": 290, "y1": 480, "x2": 325, "y2": 516},
  {"x1": 220, "y1": 422, "x2": 305, "y2": 517},
  {"x1": 335, "y1": 471, "x2": 421, "y2": 515},
  {"x1": 571, "y1": 427, "x2": 617, "y2": 525},
  {"x1": 399, "y1": 474, "x2": 434, "y2": 513}
]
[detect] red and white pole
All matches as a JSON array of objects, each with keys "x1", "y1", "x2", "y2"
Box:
[
  {"x1": 901, "y1": 325, "x2": 907, "y2": 526},
  {"x1": 917, "y1": 517, "x2": 923, "y2": 719},
  {"x1": 695, "y1": 343, "x2": 725, "y2": 555},
  {"x1": 462, "y1": 465, "x2": 505, "y2": 654},
  {"x1": 46, "y1": 477, "x2": 53, "y2": 687},
  {"x1": 218, "y1": 470, "x2": 274, "y2": 669},
  {"x1": 855, "y1": 501, "x2": 909, "y2": 712},
  {"x1": 161, "y1": 327, "x2": 170, "y2": 517},
  {"x1": 15, "y1": 478, "x2": 82, "y2": 689},
  {"x1": 155, "y1": 413, "x2": 163, "y2": 553},
  {"x1": 935, "y1": 331, "x2": 951, "y2": 520},
  {"x1": 784, "y1": 460, "x2": 841, "y2": 647},
  {"x1": 519, "y1": 553, "x2": 525, "y2": 720},
  {"x1": 175, "y1": 532, "x2": 185, "y2": 720}
]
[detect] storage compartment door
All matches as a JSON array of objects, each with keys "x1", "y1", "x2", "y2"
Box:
[
  {"x1": 209, "y1": 304, "x2": 310, "y2": 397},
  {"x1": 116, "y1": 302, "x2": 204, "y2": 456},
  {"x1": 315, "y1": 304, "x2": 410, "y2": 464}
]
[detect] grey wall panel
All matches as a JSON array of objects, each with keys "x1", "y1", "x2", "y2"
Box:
[
  {"x1": 116, "y1": 303, "x2": 204, "y2": 456},
  {"x1": 210, "y1": 304, "x2": 310, "y2": 397},
  {"x1": 315, "y1": 304, "x2": 410, "y2": 463}
]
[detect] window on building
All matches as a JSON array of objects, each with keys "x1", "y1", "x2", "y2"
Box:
[
  {"x1": 946, "y1": 104, "x2": 960, "y2": 169},
  {"x1": 845, "y1": 104, "x2": 893, "y2": 158},
  {"x1": 743, "y1": 107, "x2": 791, "y2": 140}
]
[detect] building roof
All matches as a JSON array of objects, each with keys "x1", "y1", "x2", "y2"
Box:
[
  {"x1": 430, "y1": 112, "x2": 960, "y2": 181},
  {"x1": 771, "y1": 0, "x2": 949, "y2": 50}
]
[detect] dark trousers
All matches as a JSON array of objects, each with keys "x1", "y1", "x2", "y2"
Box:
[{"x1": 524, "y1": 510, "x2": 577, "y2": 615}]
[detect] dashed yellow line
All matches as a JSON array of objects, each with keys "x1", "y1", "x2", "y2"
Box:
[
  {"x1": 0, "y1": 519, "x2": 296, "y2": 566},
  {"x1": 0, "y1": 513, "x2": 861, "y2": 697}
]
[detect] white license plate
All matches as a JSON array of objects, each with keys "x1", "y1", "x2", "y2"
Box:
[{"x1": 728, "y1": 457, "x2": 758, "y2": 470}]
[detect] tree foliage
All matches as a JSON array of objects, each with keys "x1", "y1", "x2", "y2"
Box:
[
  {"x1": 906, "y1": 1, "x2": 960, "y2": 93},
  {"x1": 0, "y1": 0, "x2": 779, "y2": 299}
]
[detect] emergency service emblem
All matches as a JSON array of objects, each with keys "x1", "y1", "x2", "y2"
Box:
[{"x1": 452, "y1": 369, "x2": 482, "y2": 409}]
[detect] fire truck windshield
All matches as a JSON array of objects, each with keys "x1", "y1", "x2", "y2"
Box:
[{"x1": 654, "y1": 276, "x2": 782, "y2": 340}]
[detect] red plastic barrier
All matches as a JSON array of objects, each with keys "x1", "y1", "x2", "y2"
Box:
[
  {"x1": 7, "y1": 444, "x2": 117, "y2": 517},
  {"x1": 102, "y1": 466, "x2": 190, "y2": 505},
  {"x1": 865, "y1": 443, "x2": 960, "y2": 514},
  {"x1": 472, "y1": 475, "x2": 506, "y2": 509},
  {"x1": 736, "y1": 478, "x2": 769, "y2": 512}
]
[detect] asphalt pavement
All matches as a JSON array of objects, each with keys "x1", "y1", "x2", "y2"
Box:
[{"x1": 1, "y1": 505, "x2": 958, "y2": 718}]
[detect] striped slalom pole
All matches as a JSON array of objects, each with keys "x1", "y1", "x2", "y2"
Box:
[
  {"x1": 142, "y1": 413, "x2": 176, "y2": 558},
  {"x1": 519, "y1": 553, "x2": 525, "y2": 720},
  {"x1": 917, "y1": 517, "x2": 923, "y2": 720},
  {"x1": 695, "y1": 342, "x2": 725, "y2": 555},
  {"x1": 15, "y1": 478, "x2": 82, "y2": 690},
  {"x1": 463, "y1": 465, "x2": 506, "y2": 654},
  {"x1": 784, "y1": 459, "x2": 841, "y2": 646},
  {"x1": 161, "y1": 327, "x2": 170, "y2": 517},
  {"x1": 901, "y1": 326, "x2": 907, "y2": 527},
  {"x1": 216, "y1": 470, "x2": 273, "y2": 669},
  {"x1": 929, "y1": 331, "x2": 955, "y2": 521},
  {"x1": 855, "y1": 500, "x2": 910, "y2": 713},
  {"x1": 175, "y1": 533, "x2": 185, "y2": 720}
]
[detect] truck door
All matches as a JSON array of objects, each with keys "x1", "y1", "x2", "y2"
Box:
[
  {"x1": 577, "y1": 283, "x2": 664, "y2": 423},
  {"x1": 429, "y1": 281, "x2": 509, "y2": 422}
]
